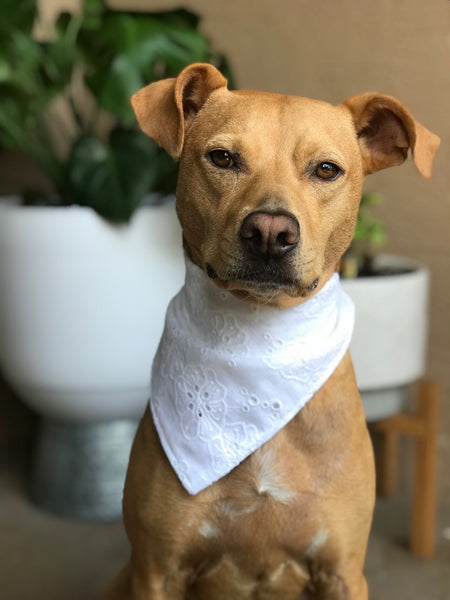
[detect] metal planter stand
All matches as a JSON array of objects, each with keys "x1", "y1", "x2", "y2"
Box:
[{"x1": 30, "y1": 419, "x2": 138, "y2": 521}]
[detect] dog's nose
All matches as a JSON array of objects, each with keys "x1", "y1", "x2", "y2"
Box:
[{"x1": 239, "y1": 211, "x2": 300, "y2": 259}]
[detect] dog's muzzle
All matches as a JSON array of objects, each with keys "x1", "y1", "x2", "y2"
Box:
[{"x1": 229, "y1": 210, "x2": 301, "y2": 290}]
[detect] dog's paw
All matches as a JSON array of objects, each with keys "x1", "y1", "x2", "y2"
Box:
[{"x1": 303, "y1": 565, "x2": 349, "y2": 600}]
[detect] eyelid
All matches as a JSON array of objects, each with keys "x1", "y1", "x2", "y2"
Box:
[{"x1": 207, "y1": 145, "x2": 237, "y2": 157}]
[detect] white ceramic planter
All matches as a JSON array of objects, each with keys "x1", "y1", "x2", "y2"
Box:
[
  {"x1": 342, "y1": 255, "x2": 429, "y2": 420},
  {"x1": 0, "y1": 203, "x2": 185, "y2": 422}
]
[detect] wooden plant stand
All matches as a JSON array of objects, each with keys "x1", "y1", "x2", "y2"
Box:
[{"x1": 370, "y1": 381, "x2": 440, "y2": 558}]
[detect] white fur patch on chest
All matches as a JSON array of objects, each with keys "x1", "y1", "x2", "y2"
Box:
[
  {"x1": 199, "y1": 521, "x2": 220, "y2": 539},
  {"x1": 306, "y1": 529, "x2": 329, "y2": 557},
  {"x1": 255, "y1": 448, "x2": 294, "y2": 503}
]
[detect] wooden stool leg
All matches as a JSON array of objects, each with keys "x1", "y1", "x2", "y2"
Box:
[
  {"x1": 378, "y1": 429, "x2": 400, "y2": 497},
  {"x1": 410, "y1": 381, "x2": 440, "y2": 557}
]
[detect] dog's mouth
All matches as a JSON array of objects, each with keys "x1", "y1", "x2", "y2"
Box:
[{"x1": 205, "y1": 263, "x2": 319, "y2": 297}]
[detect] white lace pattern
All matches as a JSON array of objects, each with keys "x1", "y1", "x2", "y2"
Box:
[{"x1": 150, "y1": 259, "x2": 354, "y2": 494}]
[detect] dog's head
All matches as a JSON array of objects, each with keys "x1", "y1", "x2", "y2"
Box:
[{"x1": 132, "y1": 63, "x2": 439, "y2": 307}]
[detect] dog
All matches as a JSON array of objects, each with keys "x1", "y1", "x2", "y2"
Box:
[{"x1": 106, "y1": 63, "x2": 439, "y2": 599}]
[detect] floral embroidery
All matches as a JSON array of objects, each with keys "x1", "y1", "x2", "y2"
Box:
[{"x1": 175, "y1": 366, "x2": 227, "y2": 440}]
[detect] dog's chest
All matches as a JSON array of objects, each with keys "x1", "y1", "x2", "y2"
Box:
[{"x1": 186, "y1": 438, "x2": 332, "y2": 598}]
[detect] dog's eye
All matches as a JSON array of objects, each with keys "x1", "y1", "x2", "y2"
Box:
[
  {"x1": 209, "y1": 149, "x2": 235, "y2": 169},
  {"x1": 315, "y1": 162, "x2": 341, "y2": 180}
]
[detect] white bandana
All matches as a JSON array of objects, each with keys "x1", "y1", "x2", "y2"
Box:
[{"x1": 150, "y1": 259, "x2": 354, "y2": 495}]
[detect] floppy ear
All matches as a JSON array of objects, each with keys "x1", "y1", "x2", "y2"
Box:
[
  {"x1": 131, "y1": 63, "x2": 228, "y2": 159},
  {"x1": 342, "y1": 93, "x2": 440, "y2": 178}
]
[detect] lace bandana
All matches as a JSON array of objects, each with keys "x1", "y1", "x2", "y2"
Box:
[{"x1": 150, "y1": 259, "x2": 354, "y2": 495}]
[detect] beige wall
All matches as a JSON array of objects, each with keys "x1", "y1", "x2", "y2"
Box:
[{"x1": 31, "y1": 0, "x2": 450, "y2": 492}]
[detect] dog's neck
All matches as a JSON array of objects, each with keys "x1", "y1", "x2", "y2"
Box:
[{"x1": 150, "y1": 259, "x2": 355, "y2": 495}]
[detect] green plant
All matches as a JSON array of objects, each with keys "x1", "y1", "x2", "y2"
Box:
[
  {"x1": 0, "y1": 0, "x2": 74, "y2": 185},
  {"x1": 341, "y1": 192, "x2": 387, "y2": 278},
  {"x1": 0, "y1": 0, "x2": 233, "y2": 222}
]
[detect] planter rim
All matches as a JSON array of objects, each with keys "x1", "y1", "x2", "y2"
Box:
[
  {"x1": 0, "y1": 204, "x2": 433, "y2": 277},
  {"x1": 341, "y1": 253, "x2": 429, "y2": 286},
  {"x1": 0, "y1": 195, "x2": 176, "y2": 220}
]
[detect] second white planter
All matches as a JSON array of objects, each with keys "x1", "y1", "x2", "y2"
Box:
[{"x1": 342, "y1": 255, "x2": 429, "y2": 420}]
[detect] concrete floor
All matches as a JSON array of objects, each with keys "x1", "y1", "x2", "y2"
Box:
[{"x1": 1, "y1": 447, "x2": 449, "y2": 600}]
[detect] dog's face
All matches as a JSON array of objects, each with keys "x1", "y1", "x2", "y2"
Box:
[
  {"x1": 132, "y1": 64, "x2": 439, "y2": 308},
  {"x1": 176, "y1": 90, "x2": 364, "y2": 304}
]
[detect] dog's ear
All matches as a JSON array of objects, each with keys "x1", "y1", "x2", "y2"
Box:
[
  {"x1": 342, "y1": 93, "x2": 440, "y2": 178},
  {"x1": 131, "y1": 63, "x2": 228, "y2": 159}
]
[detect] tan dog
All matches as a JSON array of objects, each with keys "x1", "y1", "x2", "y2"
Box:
[{"x1": 106, "y1": 64, "x2": 439, "y2": 599}]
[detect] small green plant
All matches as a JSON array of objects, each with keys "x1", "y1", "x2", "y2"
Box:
[
  {"x1": 0, "y1": 0, "x2": 233, "y2": 222},
  {"x1": 341, "y1": 192, "x2": 387, "y2": 278}
]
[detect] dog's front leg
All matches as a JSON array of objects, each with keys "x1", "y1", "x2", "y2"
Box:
[
  {"x1": 104, "y1": 413, "x2": 197, "y2": 600},
  {"x1": 104, "y1": 558, "x2": 189, "y2": 600}
]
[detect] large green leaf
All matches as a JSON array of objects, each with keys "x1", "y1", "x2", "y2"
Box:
[
  {"x1": 0, "y1": 18, "x2": 77, "y2": 178},
  {"x1": 0, "y1": 0, "x2": 36, "y2": 35},
  {"x1": 82, "y1": 0, "x2": 106, "y2": 30},
  {"x1": 65, "y1": 130, "x2": 162, "y2": 222},
  {"x1": 150, "y1": 8, "x2": 200, "y2": 30},
  {"x1": 79, "y1": 11, "x2": 214, "y2": 124},
  {"x1": 45, "y1": 11, "x2": 83, "y2": 75}
]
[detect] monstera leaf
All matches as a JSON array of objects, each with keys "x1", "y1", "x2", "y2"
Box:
[
  {"x1": 0, "y1": 0, "x2": 36, "y2": 34},
  {"x1": 0, "y1": 1, "x2": 78, "y2": 183},
  {"x1": 65, "y1": 129, "x2": 159, "y2": 222},
  {"x1": 79, "y1": 11, "x2": 211, "y2": 125}
]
